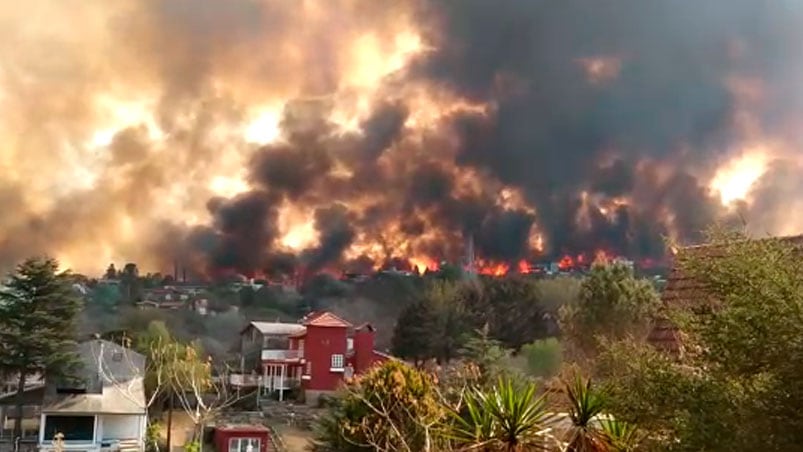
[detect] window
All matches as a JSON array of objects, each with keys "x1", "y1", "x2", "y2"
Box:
[
  {"x1": 298, "y1": 339, "x2": 304, "y2": 355},
  {"x1": 229, "y1": 437, "x2": 260, "y2": 452},
  {"x1": 330, "y1": 354, "x2": 344, "y2": 370},
  {"x1": 43, "y1": 415, "x2": 94, "y2": 441},
  {"x1": 305, "y1": 361, "x2": 311, "y2": 375}
]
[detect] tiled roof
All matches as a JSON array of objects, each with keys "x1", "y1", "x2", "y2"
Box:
[
  {"x1": 302, "y1": 311, "x2": 352, "y2": 328},
  {"x1": 647, "y1": 234, "x2": 803, "y2": 355}
]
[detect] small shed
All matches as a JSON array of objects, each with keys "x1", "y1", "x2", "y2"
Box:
[{"x1": 213, "y1": 424, "x2": 271, "y2": 452}]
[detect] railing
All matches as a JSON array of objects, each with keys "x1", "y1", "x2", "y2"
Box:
[
  {"x1": 264, "y1": 376, "x2": 297, "y2": 390},
  {"x1": 229, "y1": 374, "x2": 261, "y2": 387},
  {"x1": 260, "y1": 349, "x2": 301, "y2": 361}
]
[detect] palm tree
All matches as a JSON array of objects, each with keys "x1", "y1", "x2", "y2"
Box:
[
  {"x1": 563, "y1": 375, "x2": 609, "y2": 452},
  {"x1": 447, "y1": 377, "x2": 554, "y2": 451},
  {"x1": 598, "y1": 419, "x2": 645, "y2": 452}
]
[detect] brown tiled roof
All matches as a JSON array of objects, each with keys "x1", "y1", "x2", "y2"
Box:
[{"x1": 648, "y1": 234, "x2": 803, "y2": 355}]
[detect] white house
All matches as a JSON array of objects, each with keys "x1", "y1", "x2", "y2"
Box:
[{"x1": 38, "y1": 340, "x2": 147, "y2": 452}]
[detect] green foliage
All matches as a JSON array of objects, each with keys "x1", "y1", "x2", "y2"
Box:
[
  {"x1": 536, "y1": 277, "x2": 581, "y2": 315},
  {"x1": 447, "y1": 377, "x2": 553, "y2": 451},
  {"x1": 520, "y1": 338, "x2": 562, "y2": 378},
  {"x1": 119, "y1": 262, "x2": 143, "y2": 303},
  {"x1": 0, "y1": 257, "x2": 83, "y2": 377},
  {"x1": 433, "y1": 263, "x2": 464, "y2": 282},
  {"x1": 391, "y1": 299, "x2": 438, "y2": 366},
  {"x1": 183, "y1": 440, "x2": 200, "y2": 452},
  {"x1": 599, "y1": 227, "x2": 803, "y2": 451},
  {"x1": 90, "y1": 283, "x2": 122, "y2": 310},
  {"x1": 0, "y1": 257, "x2": 83, "y2": 439},
  {"x1": 598, "y1": 419, "x2": 645, "y2": 452},
  {"x1": 459, "y1": 326, "x2": 511, "y2": 385},
  {"x1": 312, "y1": 360, "x2": 444, "y2": 452},
  {"x1": 145, "y1": 421, "x2": 163, "y2": 452},
  {"x1": 391, "y1": 280, "x2": 473, "y2": 365},
  {"x1": 560, "y1": 262, "x2": 659, "y2": 358},
  {"x1": 564, "y1": 375, "x2": 608, "y2": 452},
  {"x1": 481, "y1": 277, "x2": 549, "y2": 350}
]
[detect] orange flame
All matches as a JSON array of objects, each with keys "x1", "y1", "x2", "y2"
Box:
[
  {"x1": 517, "y1": 259, "x2": 530, "y2": 274},
  {"x1": 477, "y1": 260, "x2": 510, "y2": 276},
  {"x1": 558, "y1": 255, "x2": 575, "y2": 271},
  {"x1": 409, "y1": 256, "x2": 439, "y2": 274}
]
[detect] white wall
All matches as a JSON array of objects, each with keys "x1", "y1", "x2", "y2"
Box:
[{"x1": 99, "y1": 414, "x2": 144, "y2": 441}]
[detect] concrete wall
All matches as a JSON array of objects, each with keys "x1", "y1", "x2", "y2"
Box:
[{"x1": 99, "y1": 414, "x2": 144, "y2": 441}]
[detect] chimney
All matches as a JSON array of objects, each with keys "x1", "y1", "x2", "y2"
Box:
[
  {"x1": 173, "y1": 261, "x2": 179, "y2": 281},
  {"x1": 353, "y1": 324, "x2": 376, "y2": 374},
  {"x1": 182, "y1": 267, "x2": 187, "y2": 283}
]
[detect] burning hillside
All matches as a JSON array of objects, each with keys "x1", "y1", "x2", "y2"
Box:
[{"x1": 0, "y1": 1, "x2": 803, "y2": 276}]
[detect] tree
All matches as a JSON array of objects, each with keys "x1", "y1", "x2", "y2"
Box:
[
  {"x1": 168, "y1": 342, "x2": 243, "y2": 452},
  {"x1": 105, "y1": 263, "x2": 118, "y2": 280},
  {"x1": 391, "y1": 300, "x2": 438, "y2": 367},
  {"x1": 312, "y1": 360, "x2": 445, "y2": 452},
  {"x1": 598, "y1": 228, "x2": 803, "y2": 451},
  {"x1": 90, "y1": 283, "x2": 122, "y2": 311},
  {"x1": 447, "y1": 377, "x2": 556, "y2": 451},
  {"x1": 0, "y1": 257, "x2": 83, "y2": 440},
  {"x1": 120, "y1": 262, "x2": 143, "y2": 303},
  {"x1": 482, "y1": 277, "x2": 549, "y2": 350},
  {"x1": 560, "y1": 262, "x2": 659, "y2": 359},
  {"x1": 459, "y1": 325, "x2": 510, "y2": 385},
  {"x1": 391, "y1": 281, "x2": 472, "y2": 366}
]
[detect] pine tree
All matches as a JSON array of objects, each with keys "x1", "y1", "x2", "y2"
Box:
[
  {"x1": 0, "y1": 257, "x2": 83, "y2": 440},
  {"x1": 390, "y1": 300, "x2": 437, "y2": 367}
]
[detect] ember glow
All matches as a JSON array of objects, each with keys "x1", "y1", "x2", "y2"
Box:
[{"x1": 0, "y1": 1, "x2": 802, "y2": 276}]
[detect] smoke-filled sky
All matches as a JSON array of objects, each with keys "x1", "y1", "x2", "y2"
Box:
[{"x1": 2, "y1": 0, "x2": 803, "y2": 276}]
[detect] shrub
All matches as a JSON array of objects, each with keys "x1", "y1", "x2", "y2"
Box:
[
  {"x1": 521, "y1": 338, "x2": 563, "y2": 378},
  {"x1": 311, "y1": 360, "x2": 445, "y2": 451}
]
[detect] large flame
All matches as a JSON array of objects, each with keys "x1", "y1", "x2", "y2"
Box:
[{"x1": 710, "y1": 148, "x2": 769, "y2": 205}]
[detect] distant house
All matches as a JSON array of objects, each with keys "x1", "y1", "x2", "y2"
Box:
[
  {"x1": 0, "y1": 340, "x2": 148, "y2": 452},
  {"x1": 137, "y1": 288, "x2": 208, "y2": 314},
  {"x1": 235, "y1": 312, "x2": 392, "y2": 404}
]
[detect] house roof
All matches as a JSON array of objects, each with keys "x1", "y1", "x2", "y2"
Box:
[
  {"x1": 301, "y1": 311, "x2": 352, "y2": 328},
  {"x1": 247, "y1": 321, "x2": 306, "y2": 336},
  {"x1": 42, "y1": 340, "x2": 147, "y2": 415},
  {"x1": 647, "y1": 234, "x2": 803, "y2": 354},
  {"x1": 42, "y1": 378, "x2": 146, "y2": 415}
]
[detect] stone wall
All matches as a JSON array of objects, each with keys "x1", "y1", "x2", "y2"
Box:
[{"x1": 259, "y1": 401, "x2": 321, "y2": 431}]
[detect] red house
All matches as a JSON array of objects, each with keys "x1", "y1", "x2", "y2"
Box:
[
  {"x1": 214, "y1": 425, "x2": 270, "y2": 452},
  {"x1": 237, "y1": 311, "x2": 392, "y2": 404}
]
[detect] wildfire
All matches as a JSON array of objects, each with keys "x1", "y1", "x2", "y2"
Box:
[
  {"x1": 476, "y1": 260, "x2": 510, "y2": 276},
  {"x1": 517, "y1": 259, "x2": 531, "y2": 274},
  {"x1": 710, "y1": 148, "x2": 769, "y2": 205},
  {"x1": 409, "y1": 256, "x2": 440, "y2": 274}
]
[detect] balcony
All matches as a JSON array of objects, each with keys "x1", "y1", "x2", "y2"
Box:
[{"x1": 261, "y1": 349, "x2": 302, "y2": 362}]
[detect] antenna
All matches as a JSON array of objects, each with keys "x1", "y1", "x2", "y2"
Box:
[{"x1": 465, "y1": 234, "x2": 476, "y2": 275}]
